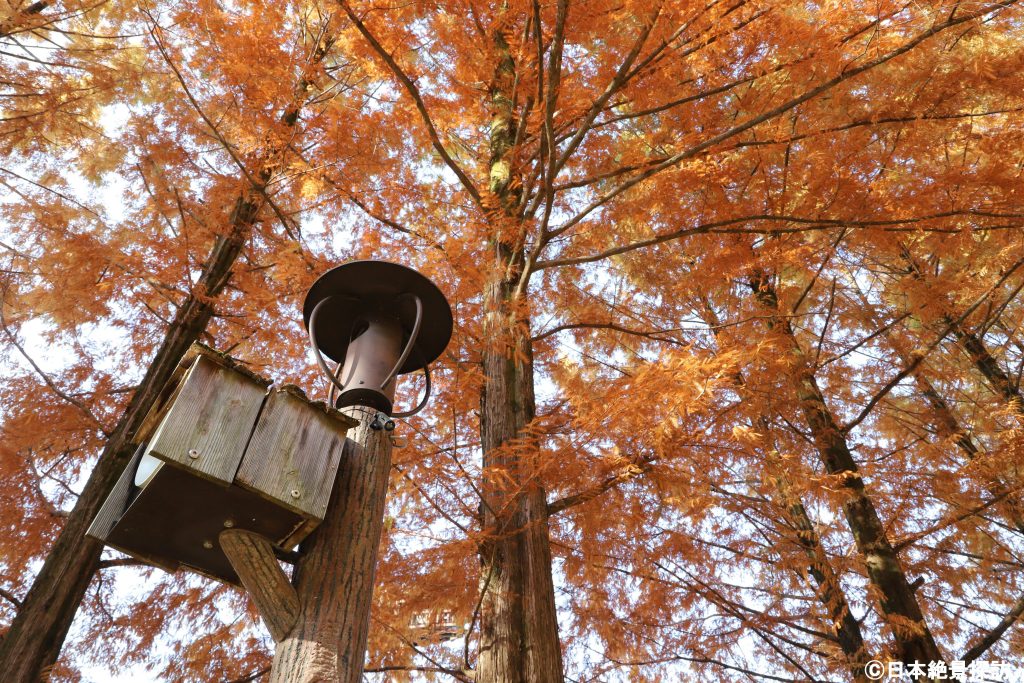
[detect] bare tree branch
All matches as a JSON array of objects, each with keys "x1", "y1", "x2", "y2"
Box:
[
  {"x1": 962, "y1": 593, "x2": 1024, "y2": 663},
  {"x1": 339, "y1": 0, "x2": 481, "y2": 207},
  {"x1": 534, "y1": 211, "x2": 1024, "y2": 271},
  {"x1": 552, "y1": 2, "x2": 664, "y2": 175},
  {"x1": 0, "y1": 586, "x2": 23, "y2": 610},
  {"x1": 224, "y1": 666, "x2": 269, "y2": 683}
]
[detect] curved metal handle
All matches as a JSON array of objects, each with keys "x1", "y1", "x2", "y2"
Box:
[
  {"x1": 379, "y1": 293, "x2": 423, "y2": 390},
  {"x1": 308, "y1": 296, "x2": 352, "y2": 397},
  {"x1": 391, "y1": 361, "x2": 432, "y2": 418},
  {"x1": 327, "y1": 361, "x2": 344, "y2": 407}
]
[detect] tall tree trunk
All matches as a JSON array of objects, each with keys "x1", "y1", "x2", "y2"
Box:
[
  {"x1": 270, "y1": 410, "x2": 393, "y2": 683},
  {"x1": 0, "y1": 34, "x2": 335, "y2": 672},
  {"x1": 749, "y1": 271, "x2": 942, "y2": 664},
  {"x1": 476, "y1": 271, "x2": 562, "y2": 683},
  {"x1": 701, "y1": 301, "x2": 870, "y2": 679},
  {"x1": 765, "y1": 445, "x2": 871, "y2": 679},
  {"x1": 475, "y1": 20, "x2": 563, "y2": 683},
  {"x1": 0, "y1": 217, "x2": 254, "y2": 681}
]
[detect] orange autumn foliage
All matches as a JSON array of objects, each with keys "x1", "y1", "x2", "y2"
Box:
[{"x1": 2, "y1": 0, "x2": 1024, "y2": 680}]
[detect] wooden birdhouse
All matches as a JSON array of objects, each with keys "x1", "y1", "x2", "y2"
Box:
[{"x1": 87, "y1": 345, "x2": 358, "y2": 585}]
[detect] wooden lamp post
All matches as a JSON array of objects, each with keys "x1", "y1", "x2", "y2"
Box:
[
  {"x1": 87, "y1": 260, "x2": 453, "y2": 683},
  {"x1": 270, "y1": 261, "x2": 452, "y2": 683}
]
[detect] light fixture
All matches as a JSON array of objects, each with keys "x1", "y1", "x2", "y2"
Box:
[{"x1": 303, "y1": 260, "x2": 453, "y2": 417}]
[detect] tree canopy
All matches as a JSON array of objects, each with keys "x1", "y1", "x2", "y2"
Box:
[{"x1": 2, "y1": 0, "x2": 1024, "y2": 680}]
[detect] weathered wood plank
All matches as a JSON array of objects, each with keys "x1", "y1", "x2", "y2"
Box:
[
  {"x1": 145, "y1": 355, "x2": 267, "y2": 485},
  {"x1": 219, "y1": 529, "x2": 298, "y2": 642},
  {"x1": 235, "y1": 387, "x2": 357, "y2": 521},
  {"x1": 86, "y1": 445, "x2": 143, "y2": 543},
  {"x1": 136, "y1": 343, "x2": 270, "y2": 443}
]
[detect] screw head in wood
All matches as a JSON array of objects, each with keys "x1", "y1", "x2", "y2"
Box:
[
  {"x1": 202, "y1": 540, "x2": 213, "y2": 549},
  {"x1": 223, "y1": 519, "x2": 235, "y2": 528},
  {"x1": 188, "y1": 449, "x2": 200, "y2": 459},
  {"x1": 290, "y1": 489, "x2": 301, "y2": 499}
]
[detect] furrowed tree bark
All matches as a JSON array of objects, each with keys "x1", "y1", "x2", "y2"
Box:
[
  {"x1": 0, "y1": 37, "x2": 335, "y2": 674},
  {"x1": 269, "y1": 410, "x2": 392, "y2": 683},
  {"x1": 749, "y1": 271, "x2": 943, "y2": 665},
  {"x1": 477, "y1": 270, "x2": 562, "y2": 683},
  {"x1": 475, "y1": 19, "x2": 564, "y2": 683}
]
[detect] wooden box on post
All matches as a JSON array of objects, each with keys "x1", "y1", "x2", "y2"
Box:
[{"x1": 87, "y1": 345, "x2": 357, "y2": 585}]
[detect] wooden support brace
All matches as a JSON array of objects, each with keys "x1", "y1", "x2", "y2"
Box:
[{"x1": 219, "y1": 529, "x2": 299, "y2": 642}]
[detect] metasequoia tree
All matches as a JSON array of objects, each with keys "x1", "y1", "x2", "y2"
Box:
[
  {"x1": 698, "y1": 301, "x2": 872, "y2": 680},
  {"x1": 325, "y1": 1, "x2": 1024, "y2": 679},
  {"x1": 1, "y1": 1, "x2": 365, "y2": 679},
  {"x1": 748, "y1": 268, "x2": 942, "y2": 663},
  {"x1": 3, "y1": 0, "x2": 1024, "y2": 681}
]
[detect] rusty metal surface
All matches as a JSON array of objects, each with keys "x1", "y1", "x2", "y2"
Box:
[
  {"x1": 302, "y1": 260, "x2": 453, "y2": 373},
  {"x1": 107, "y1": 463, "x2": 305, "y2": 586}
]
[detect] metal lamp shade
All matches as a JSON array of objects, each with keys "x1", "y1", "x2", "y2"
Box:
[{"x1": 303, "y1": 261, "x2": 453, "y2": 415}]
